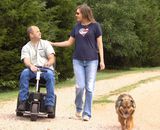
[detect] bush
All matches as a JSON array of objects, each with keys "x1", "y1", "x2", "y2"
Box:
[
  {"x1": 0, "y1": 49, "x2": 24, "y2": 81},
  {"x1": 0, "y1": 80, "x2": 18, "y2": 91}
]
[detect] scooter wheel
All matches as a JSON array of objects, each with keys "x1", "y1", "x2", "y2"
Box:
[
  {"x1": 16, "y1": 111, "x2": 23, "y2": 116},
  {"x1": 31, "y1": 104, "x2": 38, "y2": 121},
  {"x1": 48, "y1": 113, "x2": 55, "y2": 118}
]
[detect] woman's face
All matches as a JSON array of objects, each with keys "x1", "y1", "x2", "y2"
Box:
[{"x1": 75, "y1": 9, "x2": 83, "y2": 22}]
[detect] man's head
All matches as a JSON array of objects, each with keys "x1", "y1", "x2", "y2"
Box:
[{"x1": 27, "y1": 26, "x2": 41, "y2": 41}]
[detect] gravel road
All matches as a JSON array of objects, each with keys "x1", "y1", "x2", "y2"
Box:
[{"x1": 0, "y1": 70, "x2": 160, "y2": 130}]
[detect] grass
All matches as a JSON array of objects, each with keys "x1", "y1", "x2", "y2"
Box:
[
  {"x1": 0, "y1": 67, "x2": 159, "y2": 102},
  {"x1": 96, "y1": 66, "x2": 160, "y2": 80},
  {"x1": 56, "y1": 67, "x2": 160, "y2": 88},
  {"x1": 0, "y1": 90, "x2": 19, "y2": 101},
  {"x1": 93, "y1": 75, "x2": 160, "y2": 104}
]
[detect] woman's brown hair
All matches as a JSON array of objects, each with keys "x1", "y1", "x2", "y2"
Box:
[{"x1": 77, "y1": 4, "x2": 96, "y2": 23}]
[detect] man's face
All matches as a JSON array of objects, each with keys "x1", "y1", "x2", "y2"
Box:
[{"x1": 30, "y1": 26, "x2": 41, "y2": 40}]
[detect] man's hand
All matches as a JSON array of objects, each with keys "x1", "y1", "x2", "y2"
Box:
[
  {"x1": 44, "y1": 62, "x2": 51, "y2": 67},
  {"x1": 30, "y1": 65, "x2": 38, "y2": 72},
  {"x1": 23, "y1": 58, "x2": 38, "y2": 72}
]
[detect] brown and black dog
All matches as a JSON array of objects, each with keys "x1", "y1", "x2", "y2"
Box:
[{"x1": 115, "y1": 94, "x2": 136, "y2": 130}]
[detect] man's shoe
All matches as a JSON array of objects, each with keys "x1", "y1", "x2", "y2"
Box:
[
  {"x1": 46, "y1": 106, "x2": 53, "y2": 113},
  {"x1": 83, "y1": 115, "x2": 90, "y2": 121},
  {"x1": 18, "y1": 101, "x2": 26, "y2": 111}
]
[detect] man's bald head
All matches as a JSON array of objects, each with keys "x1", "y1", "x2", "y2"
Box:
[
  {"x1": 27, "y1": 26, "x2": 41, "y2": 41},
  {"x1": 27, "y1": 26, "x2": 38, "y2": 36}
]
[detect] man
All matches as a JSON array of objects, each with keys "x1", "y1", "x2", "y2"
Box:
[{"x1": 18, "y1": 25, "x2": 56, "y2": 113}]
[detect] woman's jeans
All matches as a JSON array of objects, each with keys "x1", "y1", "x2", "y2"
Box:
[
  {"x1": 73, "y1": 59, "x2": 98, "y2": 118},
  {"x1": 19, "y1": 68, "x2": 55, "y2": 106}
]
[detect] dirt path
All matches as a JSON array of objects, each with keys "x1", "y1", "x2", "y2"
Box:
[{"x1": 0, "y1": 70, "x2": 160, "y2": 130}]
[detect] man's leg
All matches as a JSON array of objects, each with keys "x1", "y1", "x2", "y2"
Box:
[
  {"x1": 18, "y1": 68, "x2": 36, "y2": 110},
  {"x1": 41, "y1": 69, "x2": 55, "y2": 112}
]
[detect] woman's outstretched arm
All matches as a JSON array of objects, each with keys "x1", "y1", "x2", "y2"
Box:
[{"x1": 51, "y1": 36, "x2": 75, "y2": 47}]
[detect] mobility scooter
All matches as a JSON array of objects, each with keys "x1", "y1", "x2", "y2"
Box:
[{"x1": 16, "y1": 68, "x2": 56, "y2": 121}]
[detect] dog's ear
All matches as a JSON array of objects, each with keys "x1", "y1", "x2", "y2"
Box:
[
  {"x1": 118, "y1": 94, "x2": 124, "y2": 100},
  {"x1": 116, "y1": 99, "x2": 122, "y2": 108},
  {"x1": 116, "y1": 98, "x2": 123, "y2": 108},
  {"x1": 131, "y1": 99, "x2": 136, "y2": 108}
]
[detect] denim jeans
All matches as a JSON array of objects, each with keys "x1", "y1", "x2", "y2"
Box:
[
  {"x1": 73, "y1": 59, "x2": 98, "y2": 118},
  {"x1": 19, "y1": 68, "x2": 55, "y2": 106}
]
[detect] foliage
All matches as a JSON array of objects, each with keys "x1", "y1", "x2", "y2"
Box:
[
  {"x1": 134, "y1": 0, "x2": 160, "y2": 66},
  {"x1": 82, "y1": 0, "x2": 160, "y2": 68},
  {"x1": 0, "y1": 0, "x2": 160, "y2": 90},
  {"x1": 84, "y1": 0, "x2": 140, "y2": 67},
  {"x1": 0, "y1": 49, "x2": 24, "y2": 80},
  {"x1": 0, "y1": 0, "x2": 76, "y2": 90},
  {"x1": 44, "y1": 0, "x2": 76, "y2": 81},
  {"x1": 0, "y1": 80, "x2": 18, "y2": 90}
]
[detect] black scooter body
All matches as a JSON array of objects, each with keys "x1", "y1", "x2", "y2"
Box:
[
  {"x1": 26, "y1": 92, "x2": 47, "y2": 112},
  {"x1": 16, "y1": 68, "x2": 56, "y2": 121}
]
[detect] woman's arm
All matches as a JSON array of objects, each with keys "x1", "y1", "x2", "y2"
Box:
[
  {"x1": 51, "y1": 36, "x2": 75, "y2": 47},
  {"x1": 97, "y1": 36, "x2": 105, "y2": 70}
]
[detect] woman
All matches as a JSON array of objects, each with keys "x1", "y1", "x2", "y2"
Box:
[{"x1": 52, "y1": 4, "x2": 105, "y2": 121}]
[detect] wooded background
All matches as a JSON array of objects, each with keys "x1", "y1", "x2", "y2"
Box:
[{"x1": 0, "y1": 0, "x2": 160, "y2": 90}]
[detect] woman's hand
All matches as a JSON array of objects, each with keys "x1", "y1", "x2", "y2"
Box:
[
  {"x1": 50, "y1": 36, "x2": 75, "y2": 47},
  {"x1": 99, "y1": 61, "x2": 105, "y2": 70},
  {"x1": 50, "y1": 42, "x2": 55, "y2": 46}
]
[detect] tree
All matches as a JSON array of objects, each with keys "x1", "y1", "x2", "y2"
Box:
[
  {"x1": 0, "y1": 0, "x2": 77, "y2": 90},
  {"x1": 43, "y1": 0, "x2": 77, "y2": 81},
  {"x1": 87, "y1": 0, "x2": 142, "y2": 67},
  {"x1": 134, "y1": 0, "x2": 160, "y2": 66},
  {"x1": 80, "y1": 0, "x2": 160, "y2": 67},
  {"x1": 0, "y1": 0, "x2": 48, "y2": 89}
]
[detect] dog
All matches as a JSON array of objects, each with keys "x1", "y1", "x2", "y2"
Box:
[{"x1": 115, "y1": 94, "x2": 136, "y2": 130}]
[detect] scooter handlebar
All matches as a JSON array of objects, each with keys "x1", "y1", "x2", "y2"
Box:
[
  {"x1": 36, "y1": 68, "x2": 47, "y2": 81},
  {"x1": 38, "y1": 68, "x2": 47, "y2": 72},
  {"x1": 36, "y1": 66, "x2": 48, "y2": 72}
]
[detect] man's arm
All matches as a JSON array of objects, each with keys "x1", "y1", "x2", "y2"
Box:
[
  {"x1": 21, "y1": 45, "x2": 38, "y2": 72},
  {"x1": 23, "y1": 58, "x2": 38, "y2": 72},
  {"x1": 44, "y1": 53, "x2": 55, "y2": 67}
]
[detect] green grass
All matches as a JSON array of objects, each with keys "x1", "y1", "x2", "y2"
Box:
[
  {"x1": 93, "y1": 75, "x2": 160, "y2": 104},
  {"x1": 56, "y1": 67, "x2": 160, "y2": 88},
  {"x1": 55, "y1": 78, "x2": 75, "y2": 88},
  {"x1": 0, "y1": 90, "x2": 19, "y2": 101},
  {"x1": 0, "y1": 67, "x2": 159, "y2": 102},
  {"x1": 96, "y1": 67, "x2": 160, "y2": 80}
]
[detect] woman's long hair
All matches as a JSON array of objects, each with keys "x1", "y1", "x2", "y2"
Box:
[{"x1": 77, "y1": 4, "x2": 96, "y2": 23}]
